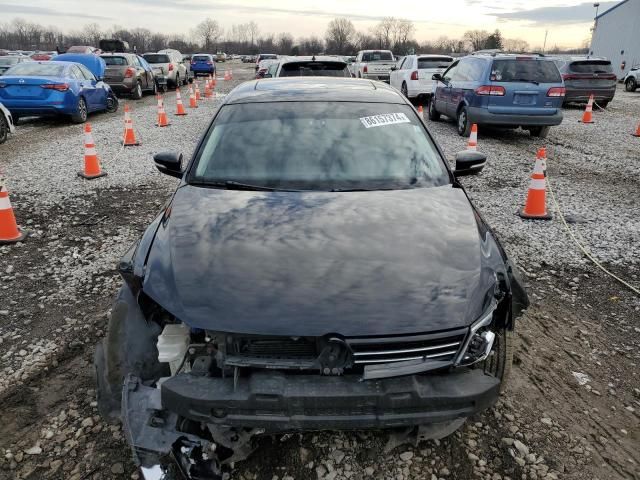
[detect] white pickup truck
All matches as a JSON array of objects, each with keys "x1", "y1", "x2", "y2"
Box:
[{"x1": 352, "y1": 50, "x2": 395, "y2": 83}]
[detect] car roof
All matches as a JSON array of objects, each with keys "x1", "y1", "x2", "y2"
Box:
[
  {"x1": 278, "y1": 56, "x2": 347, "y2": 65},
  {"x1": 224, "y1": 77, "x2": 406, "y2": 105}
]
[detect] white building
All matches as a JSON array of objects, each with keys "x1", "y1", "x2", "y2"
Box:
[{"x1": 589, "y1": 0, "x2": 640, "y2": 79}]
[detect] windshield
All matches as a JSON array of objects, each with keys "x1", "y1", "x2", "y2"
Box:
[
  {"x1": 191, "y1": 102, "x2": 448, "y2": 191},
  {"x1": 280, "y1": 62, "x2": 350, "y2": 77},
  {"x1": 362, "y1": 51, "x2": 393, "y2": 62},
  {"x1": 418, "y1": 57, "x2": 452, "y2": 69},
  {"x1": 491, "y1": 59, "x2": 561, "y2": 83},
  {"x1": 3, "y1": 63, "x2": 65, "y2": 76},
  {"x1": 569, "y1": 61, "x2": 613, "y2": 74},
  {"x1": 259, "y1": 54, "x2": 277, "y2": 61},
  {"x1": 0, "y1": 57, "x2": 19, "y2": 66},
  {"x1": 102, "y1": 56, "x2": 128, "y2": 66},
  {"x1": 143, "y1": 54, "x2": 170, "y2": 64}
]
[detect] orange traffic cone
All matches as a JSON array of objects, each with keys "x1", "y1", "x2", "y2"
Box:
[
  {"x1": 175, "y1": 90, "x2": 187, "y2": 116},
  {"x1": 518, "y1": 152, "x2": 552, "y2": 220},
  {"x1": 632, "y1": 122, "x2": 640, "y2": 137},
  {"x1": 204, "y1": 81, "x2": 212, "y2": 99},
  {"x1": 579, "y1": 95, "x2": 595, "y2": 124},
  {"x1": 467, "y1": 124, "x2": 478, "y2": 150},
  {"x1": 122, "y1": 104, "x2": 140, "y2": 146},
  {"x1": 0, "y1": 187, "x2": 27, "y2": 244},
  {"x1": 78, "y1": 123, "x2": 107, "y2": 179},
  {"x1": 417, "y1": 105, "x2": 424, "y2": 118},
  {"x1": 535, "y1": 147, "x2": 547, "y2": 174},
  {"x1": 195, "y1": 81, "x2": 201, "y2": 101},
  {"x1": 212, "y1": 77, "x2": 217, "y2": 88},
  {"x1": 156, "y1": 94, "x2": 170, "y2": 127},
  {"x1": 188, "y1": 85, "x2": 197, "y2": 109}
]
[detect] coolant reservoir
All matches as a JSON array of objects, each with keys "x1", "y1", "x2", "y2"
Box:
[{"x1": 157, "y1": 323, "x2": 190, "y2": 375}]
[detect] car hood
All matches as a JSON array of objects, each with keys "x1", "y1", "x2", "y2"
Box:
[{"x1": 142, "y1": 185, "x2": 505, "y2": 337}]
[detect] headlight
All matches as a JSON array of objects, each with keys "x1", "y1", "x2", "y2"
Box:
[{"x1": 454, "y1": 305, "x2": 497, "y2": 367}]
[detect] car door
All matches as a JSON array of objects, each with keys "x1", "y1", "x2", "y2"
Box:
[
  {"x1": 390, "y1": 57, "x2": 406, "y2": 90},
  {"x1": 436, "y1": 61, "x2": 457, "y2": 116},
  {"x1": 132, "y1": 56, "x2": 149, "y2": 90},
  {"x1": 138, "y1": 56, "x2": 156, "y2": 90},
  {"x1": 71, "y1": 65, "x2": 98, "y2": 111}
]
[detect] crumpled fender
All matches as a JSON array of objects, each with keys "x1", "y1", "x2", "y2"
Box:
[{"x1": 95, "y1": 285, "x2": 166, "y2": 421}]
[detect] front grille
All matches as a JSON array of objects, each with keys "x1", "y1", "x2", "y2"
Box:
[
  {"x1": 346, "y1": 329, "x2": 467, "y2": 366},
  {"x1": 235, "y1": 337, "x2": 317, "y2": 360}
]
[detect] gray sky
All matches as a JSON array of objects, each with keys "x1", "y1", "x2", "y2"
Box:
[{"x1": 0, "y1": 0, "x2": 617, "y2": 47}]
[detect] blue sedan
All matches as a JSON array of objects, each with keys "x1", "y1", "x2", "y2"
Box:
[{"x1": 0, "y1": 61, "x2": 118, "y2": 123}]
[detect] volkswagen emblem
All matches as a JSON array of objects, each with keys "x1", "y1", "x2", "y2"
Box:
[{"x1": 18, "y1": 79, "x2": 25, "y2": 84}]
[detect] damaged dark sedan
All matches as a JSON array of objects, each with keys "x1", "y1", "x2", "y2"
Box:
[{"x1": 95, "y1": 77, "x2": 529, "y2": 479}]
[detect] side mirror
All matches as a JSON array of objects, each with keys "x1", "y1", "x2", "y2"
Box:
[
  {"x1": 390, "y1": 66, "x2": 397, "y2": 71},
  {"x1": 432, "y1": 73, "x2": 443, "y2": 82},
  {"x1": 454, "y1": 151, "x2": 486, "y2": 177},
  {"x1": 154, "y1": 151, "x2": 183, "y2": 178}
]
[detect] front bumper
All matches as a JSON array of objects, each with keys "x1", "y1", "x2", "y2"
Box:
[{"x1": 468, "y1": 106, "x2": 563, "y2": 127}]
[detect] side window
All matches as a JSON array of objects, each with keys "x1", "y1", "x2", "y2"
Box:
[
  {"x1": 70, "y1": 65, "x2": 84, "y2": 80},
  {"x1": 132, "y1": 56, "x2": 141, "y2": 67},
  {"x1": 397, "y1": 57, "x2": 406, "y2": 70},
  {"x1": 467, "y1": 58, "x2": 485, "y2": 81},
  {"x1": 403, "y1": 57, "x2": 413, "y2": 70},
  {"x1": 443, "y1": 61, "x2": 459, "y2": 82},
  {"x1": 78, "y1": 64, "x2": 96, "y2": 81}
]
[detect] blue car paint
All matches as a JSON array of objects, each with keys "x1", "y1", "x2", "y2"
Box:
[
  {"x1": 55, "y1": 53, "x2": 106, "y2": 80},
  {"x1": 0, "y1": 61, "x2": 114, "y2": 120},
  {"x1": 432, "y1": 54, "x2": 564, "y2": 132},
  {"x1": 190, "y1": 54, "x2": 216, "y2": 76}
]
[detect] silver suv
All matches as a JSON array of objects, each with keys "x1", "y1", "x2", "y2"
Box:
[{"x1": 142, "y1": 49, "x2": 187, "y2": 88}]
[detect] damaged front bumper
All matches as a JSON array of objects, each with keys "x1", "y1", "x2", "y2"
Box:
[{"x1": 123, "y1": 368, "x2": 500, "y2": 478}]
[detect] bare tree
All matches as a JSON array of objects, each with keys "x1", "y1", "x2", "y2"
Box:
[
  {"x1": 371, "y1": 17, "x2": 394, "y2": 49},
  {"x1": 325, "y1": 17, "x2": 355, "y2": 54},
  {"x1": 463, "y1": 30, "x2": 490, "y2": 51},
  {"x1": 246, "y1": 21, "x2": 259, "y2": 48},
  {"x1": 392, "y1": 18, "x2": 415, "y2": 52},
  {"x1": 298, "y1": 36, "x2": 324, "y2": 55},
  {"x1": 82, "y1": 23, "x2": 102, "y2": 47},
  {"x1": 195, "y1": 18, "x2": 223, "y2": 52},
  {"x1": 503, "y1": 38, "x2": 530, "y2": 53},
  {"x1": 276, "y1": 32, "x2": 294, "y2": 55}
]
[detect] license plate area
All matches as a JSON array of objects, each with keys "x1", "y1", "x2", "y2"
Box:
[{"x1": 514, "y1": 93, "x2": 537, "y2": 105}]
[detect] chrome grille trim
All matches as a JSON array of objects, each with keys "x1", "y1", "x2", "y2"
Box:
[
  {"x1": 352, "y1": 341, "x2": 462, "y2": 357},
  {"x1": 353, "y1": 350, "x2": 460, "y2": 364}
]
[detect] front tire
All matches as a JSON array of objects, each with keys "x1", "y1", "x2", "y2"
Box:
[
  {"x1": 457, "y1": 105, "x2": 471, "y2": 136},
  {"x1": 174, "y1": 74, "x2": 180, "y2": 89},
  {"x1": 106, "y1": 92, "x2": 119, "y2": 113},
  {"x1": 71, "y1": 97, "x2": 88, "y2": 123},
  {"x1": 0, "y1": 113, "x2": 8, "y2": 144},
  {"x1": 625, "y1": 77, "x2": 637, "y2": 92},
  {"x1": 428, "y1": 98, "x2": 441, "y2": 121},
  {"x1": 481, "y1": 328, "x2": 515, "y2": 391},
  {"x1": 401, "y1": 82, "x2": 409, "y2": 98}
]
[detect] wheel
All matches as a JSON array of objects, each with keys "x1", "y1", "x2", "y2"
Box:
[
  {"x1": 401, "y1": 82, "x2": 409, "y2": 98},
  {"x1": 174, "y1": 74, "x2": 180, "y2": 89},
  {"x1": 150, "y1": 80, "x2": 158, "y2": 95},
  {"x1": 428, "y1": 98, "x2": 440, "y2": 121},
  {"x1": 480, "y1": 328, "x2": 515, "y2": 392},
  {"x1": 529, "y1": 126, "x2": 550, "y2": 138},
  {"x1": 0, "y1": 112, "x2": 8, "y2": 144},
  {"x1": 106, "y1": 92, "x2": 119, "y2": 113},
  {"x1": 456, "y1": 106, "x2": 471, "y2": 136},
  {"x1": 597, "y1": 100, "x2": 609, "y2": 109},
  {"x1": 71, "y1": 97, "x2": 88, "y2": 123},
  {"x1": 625, "y1": 77, "x2": 637, "y2": 92},
  {"x1": 131, "y1": 81, "x2": 142, "y2": 100}
]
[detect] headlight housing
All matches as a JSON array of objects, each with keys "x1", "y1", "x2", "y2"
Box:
[{"x1": 454, "y1": 305, "x2": 497, "y2": 367}]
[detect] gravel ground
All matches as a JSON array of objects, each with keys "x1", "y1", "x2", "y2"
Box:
[{"x1": 0, "y1": 64, "x2": 638, "y2": 480}]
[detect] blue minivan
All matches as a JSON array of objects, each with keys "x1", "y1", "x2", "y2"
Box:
[
  {"x1": 190, "y1": 53, "x2": 216, "y2": 77},
  {"x1": 429, "y1": 53, "x2": 565, "y2": 138}
]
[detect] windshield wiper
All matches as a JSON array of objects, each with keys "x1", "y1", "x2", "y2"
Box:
[
  {"x1": 513, "y1": 78, "x2": 539, "y2": 85},
  {"x1": 193, "y1": 180, "x2": 293, "y2": 192}
]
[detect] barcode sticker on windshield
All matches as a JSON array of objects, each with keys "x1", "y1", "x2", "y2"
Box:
[{"x1": 359, "y1": 113, "x2": 410, "y2": 128}]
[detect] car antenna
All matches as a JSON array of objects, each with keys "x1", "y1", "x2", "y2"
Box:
[{"x1": 311, "y1": 55, "x2": 316, "y2": 61}]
